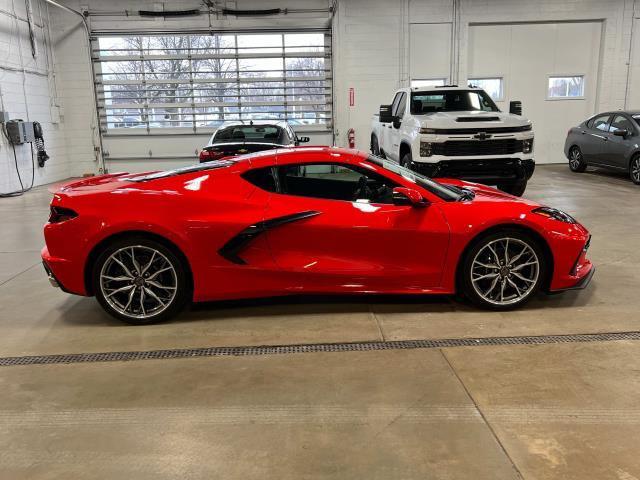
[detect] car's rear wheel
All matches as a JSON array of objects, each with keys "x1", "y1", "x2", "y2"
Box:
[
  {"x1": 93, "y1": 237, "x2": 189, "y2": 324},
  {"x1": 461, "y1": 230, "x2": 547, "y2": 310},
  {"x1": 569, "y1": 146, "x2": 587, "y2": 172},
  {"x1": 629, "y1": 154, "x2": 640, "y2": 185},
  {"x1": 497, "y1": 182, "x2": 527, "y2": 197}
]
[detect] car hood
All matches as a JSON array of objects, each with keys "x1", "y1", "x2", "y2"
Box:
[{"x1": 416, "y1": 111, "x2": 531, "y2": 130}]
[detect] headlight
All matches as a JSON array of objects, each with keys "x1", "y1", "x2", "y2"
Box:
[
  {"x1": 420, "y1": 128, "x2": 437, "y2": 134},
  {"x1": 522, "y1": 138, "x2": 534, "y2": 154},
  {"x1": 532, "y1": 207, "x2": 576, "y2": 224},
  {"x1": 420, "y1": 141, "x2": 433, "y2": 157}
]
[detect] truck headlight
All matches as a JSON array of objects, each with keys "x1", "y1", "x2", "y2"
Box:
[
  {"x1": 420, "y1": 141, "x2": 433, "y2": 157},
  {"x1": 523, "y1": 138, "x2": 534, "y2": 154}
]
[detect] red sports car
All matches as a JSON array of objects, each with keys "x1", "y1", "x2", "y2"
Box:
[{"x1": 42, "y1": 147, "x2": 594, "y2": 324}]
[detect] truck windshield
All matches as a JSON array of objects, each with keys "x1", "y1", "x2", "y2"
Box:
[
  {"x1": 410, "y1": 90, "x2": 499, "y2": 114},
  {"x1": 366, "y1": 156, "x2": 461, "y2": 202}
]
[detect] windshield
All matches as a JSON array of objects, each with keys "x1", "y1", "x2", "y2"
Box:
[
  {"x1": 367, "y1": 156, "x2": 460, "y2": 201},
  {"x1": 410, "y1": 90, "x2": 499, "y2": 114},
  {"x1": 214, "y1": 125, "x2": 283, "y2": 143},
  {"x1": 128, "y1": 160, "x2": 235, "y2": 182}
]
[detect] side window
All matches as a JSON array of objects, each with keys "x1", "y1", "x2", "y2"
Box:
[
  {"x1": 609, "y1": 115, "x2": 634, "y2": 133},
  {"x1": 242, "y1": 167, "x2": 278, "y2": 192},
  {"x1": 591, "y1": 114, "x2": 611, "y2": 132},
  {"x1": 277, "y1": 163, "x2": 398, "y2": 204},
  {"x1": 395, "y1": 93, "x2": 407, "y2": 118}
]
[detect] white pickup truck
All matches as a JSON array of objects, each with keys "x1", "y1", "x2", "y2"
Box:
[{"x1": 370, "y1": 85, "x2": 535, "y2": 196}]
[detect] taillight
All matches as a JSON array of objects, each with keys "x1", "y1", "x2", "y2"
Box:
[
  {"x1": 49, "y1": 206, "x2": 78, "y2": 223},
  {"x1": 199, "y1": 148, "x2": 224, "y2": 161}
]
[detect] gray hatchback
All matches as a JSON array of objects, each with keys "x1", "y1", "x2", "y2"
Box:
[{"x1": 564, "y1": 111, "x2": 640, "y2": 185}]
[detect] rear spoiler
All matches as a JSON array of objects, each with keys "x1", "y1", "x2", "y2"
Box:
[{"x1": 48, "y1": 172, "x2": 132, "y2": 193}]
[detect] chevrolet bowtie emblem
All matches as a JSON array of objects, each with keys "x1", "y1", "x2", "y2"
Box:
[
  {"x1": 238, "y1": 149, "x2": 248, "y2": 153},
  {"x1": 474, "y1": 132, "x2": 491, "y2": 140}
]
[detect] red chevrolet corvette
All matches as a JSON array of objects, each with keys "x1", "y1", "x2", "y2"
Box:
[{"x1": 42, "y1": 147, "x2": 594, "y2": 324}]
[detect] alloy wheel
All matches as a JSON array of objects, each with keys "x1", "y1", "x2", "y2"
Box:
[
  {"x1": 631, "y1": 157, "x2": 640, "y2": 183},
  {"x1": 99, "y1": 245, "x2": 178, "y2": 319},
  {"x1": 569, "y1": 148, "x2": 582, "y2": 170},
  {"x1": 470, "y1": 237, "x2": 540, "y2": 306}
]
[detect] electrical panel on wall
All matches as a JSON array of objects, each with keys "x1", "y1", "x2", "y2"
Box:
[{"x1": 6, "y1": 120, "x2": 36, "y2": 144}]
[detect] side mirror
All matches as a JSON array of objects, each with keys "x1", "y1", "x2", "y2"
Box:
[
  {"x1": 509, "y1": 101, "x2": 522, "y2": 115},
  {"x1": 297, "y1": 136, "x2": 310, "y2": 143},
  {"x1": 392, "y1": 117, "x2": 402, "y2": 129},
  {"x1": 613, "y1": 128, "x2": 628, "y2": 137},
  {"x1": 392, "y1": 187, "x2": 428, "y2": 207},
  {"x1": 379, "y1": 104, "x2": 393, "y2": 123}
]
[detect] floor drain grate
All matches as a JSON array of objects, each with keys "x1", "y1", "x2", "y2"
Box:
[{"x1": 1, "y1": 331, "x2": 639, "y2": 368}]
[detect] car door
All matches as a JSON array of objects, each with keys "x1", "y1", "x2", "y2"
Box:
[
  {"x1": 603, "y1": 114, "x2": 638, "y2": 169},
  {"x1": 383, "y1": 92, "x2": 404, "y2": 160},
  {"x1": 581, "y1": 114, "x2": 612, "y2": 165},
  {"x1": 263, "y1": 161, "x2": 450, "y2": 292}
]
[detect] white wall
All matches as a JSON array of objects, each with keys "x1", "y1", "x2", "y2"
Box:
[
  {"x1": 39, "y1": 0, "x2": 640, "y2": 179},
  {"x1": 0, "y1": 0, "x2": 68, "y2": 193},
  {"x1": 467, "y1": 22, "x2": 602, "y2": 163},
  {"x1": 333, "y1": 0, "x2": 640, "y2": 163}
]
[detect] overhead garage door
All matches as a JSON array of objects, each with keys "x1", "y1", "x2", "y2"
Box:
[{"x1": 467, "y1": 22, "x2": 603, "y2": 164}]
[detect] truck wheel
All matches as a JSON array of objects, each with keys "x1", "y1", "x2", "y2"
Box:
[
  {"x1": 498, "y1": 182, "x2": 527, "y2": 197},
  {"x1": 401, "y1": 152, "x2": 414, "y2": 170},
  {"x1": 371, "y1": 135, "x2": 380, "y2": 156}
]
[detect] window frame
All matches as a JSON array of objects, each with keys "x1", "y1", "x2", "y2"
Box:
[
  {"x1": 546, "y1": 74, "x2": 586, "y2": 100},
  {"x1": 588, "y1": 113, "x2": 612, "y2": 132},
  {"x1": 467, "y1": 76, "x2": 504, "y2": 102}
]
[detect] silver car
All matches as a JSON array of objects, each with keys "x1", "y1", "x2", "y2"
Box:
[{"x1": 564, "y1": 111, "x2": 640, "y2": 185}]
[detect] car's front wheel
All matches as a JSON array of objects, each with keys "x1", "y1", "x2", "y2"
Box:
[
  {"x1": 569, "y1": 146, "x2": 587, "y2": 172},
  {"x1": 460, "y1": 230, "x2": 547, "y2": 310},
  {"x1": 93, "y1": 237, "x2": 189, "y2": 324}
]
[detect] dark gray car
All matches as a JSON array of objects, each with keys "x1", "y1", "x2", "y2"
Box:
[{"x1": 564, "y1": 111, "x2": 640, "y2": 184}]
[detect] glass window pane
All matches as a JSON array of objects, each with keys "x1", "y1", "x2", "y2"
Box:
[
  {"x1": 548, "y1": 76, "x2": 584, "y2": 98},
  {"x1": 96, "y1": 31, "x2": 331, "y2": 131},
  {"x1": 468, "y1": 78, "x2": 503, "y2": 101}
]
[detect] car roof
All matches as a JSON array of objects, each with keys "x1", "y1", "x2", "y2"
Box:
[
  {"x1": 238, "y1": 146, "x2": 366, "y2": 169},
  {"x1": 217, "y1": 120, "x2": 289, "y2": 129},
  {"x1": 409, "y1": 85, "x2": 482, "y2": 92}
]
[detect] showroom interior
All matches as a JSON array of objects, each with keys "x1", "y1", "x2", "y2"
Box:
[{"x1": 1, "y1": 0, "x2": 640, "y2": 478}]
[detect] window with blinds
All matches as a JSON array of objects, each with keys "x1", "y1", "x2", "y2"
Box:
[{"x1": 92, "y1": 31, "x2": 332, "y2": 133}]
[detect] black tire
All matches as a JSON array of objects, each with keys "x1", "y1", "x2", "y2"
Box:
[
  {"x1": 459, "y1": 229, "x2": 547, "y2": 311},
  {"x1": 629, "y1": 154, "x2": 640, "y2": 185},
  {"x1": 92, "y1": 236, "x2": 190, "y2": 325},
  {"x1": 371, "y1": 135, "x2": 380, "y2": 156},
  {"x1": 401, "y1": 151, "x2": 413, "y2": 170},
  {"x1": 497, "y1": 182, "x2": 527, "y2": 197},
  {"x1": 568, "y1": 146, "x2": 587, "y2": 173}
]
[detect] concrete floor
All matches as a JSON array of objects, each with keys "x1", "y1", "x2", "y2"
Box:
[{"x1": 0, "y1": 164, "x2": 639, "y2": 479}]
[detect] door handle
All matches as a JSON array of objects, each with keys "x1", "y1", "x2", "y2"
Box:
[
  {"x1": 581, "y1": 130, "x2": 586, "y2": 134},
  {"x1": 603, "y1": 136, "x2": 608, "y2": 141}
]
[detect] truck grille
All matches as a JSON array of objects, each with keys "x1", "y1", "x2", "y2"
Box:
[{"x1": 432, "y1": 139, "x2": 524, "y2": 156}]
